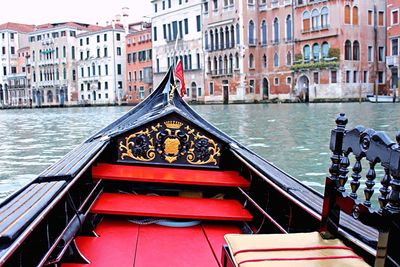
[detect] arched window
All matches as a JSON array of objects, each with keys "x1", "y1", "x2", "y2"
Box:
[
  {"x1": 261, "y1": 20, "x2": 267, "y2": 45},
  {"x1": 263, "y1": 54, "x2": 267, "y2": 68},
  {"x1": 287, "y1": 51, "x2": 292, "y2": 65},
  {"x1": 273, "y1": 17, "x2": 279, "y2": 43},
  {"x1": 215, "y1": 29, "x2": 219, "y2": 50},
  {"x1": 213, "y1": 56, "x2": 218, "y2": 74},
  {"x1": 322, "y1": 42, "x2": 329, "y2": 58},
  {"x1": 312, "y1": 43, "x2": 320, "y2": 60},
  {"x1": 230, "y1": 25, "x2": 235, "y2": 47},
  {"x1": 352, "y1": 6, "x2": 359, "y2": 25},
  {"x1": 286, "y1": 15, "x2": 292, "y2": 41},
  {"x1": 249, "y1": 53, "x2": 254, "y2": 68},
  {"x1": 229, "y1": 54, "x2": 233, "y2": 73},
  {"x1": 225, "y1": 26, "x2": 230, "y2": 48},
  {"x1": 345, "y1": 40, "x2": 352, "y2": 60},
  {"x1": 303, "y1": 11, "x2": 310, "y2": 31},
  {"x1": 220, "y1": 27, "x2": 224, "y2": 49},
  {"x1": 207, "y1": 57, "x2": 211, "y2": 73},
  {"x1": 312, "y1": 9, "x2": 320, "y2": 30},
  {"x1": 303, "y1": 45, "x2": 310, "y2": 61},
  {"x1": 344, "y1": 5, "x2": 351, "y2": 24},
  {"x1": 236, "y1": 23, "x2": 240, "y2": 45},
  {"x1": 249, "y1": 20, "x2": 255, "y2": 44},
  {"x1": 235, "y1": 52, "x2": 239, "y2": 68},
  {"x1": 321, "y1": 7, "x2": 329, "y2": 28},
  {"x1": 218, "y1": 56, "x2": 223, "y2": 74},
  {"x1": 273, "y1": 53, "x2": 279, "y2": 67},
  {"x1": 224, "y1": 55, "x2": 228, "y2": 73},
  {"x1": 210, "y1": 30, "x2": 214, "y2": 50},
  {"x1": 205, "y1": 31, "x2": 209, "y2": 50},
  {"x1": 353, "y1": 40, "x2": 360, "y2": 60}
]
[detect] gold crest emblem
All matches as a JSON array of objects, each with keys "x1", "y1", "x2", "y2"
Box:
[{"x1": 164, "y1": 137, "x2": 180, "y2": 163}]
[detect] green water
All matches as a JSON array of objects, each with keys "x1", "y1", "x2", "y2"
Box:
[{"x1": 0, "y1": 103, "x2": 399, "y2": 200}]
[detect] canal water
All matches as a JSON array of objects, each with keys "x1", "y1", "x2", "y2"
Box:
[{"x1": 0, "y1": 103, "x2": 399, "y2": 201}]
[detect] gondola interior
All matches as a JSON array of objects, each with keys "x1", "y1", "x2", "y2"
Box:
[{"x1": 0, "y1": 68, "x2": 399, "y2": 267}]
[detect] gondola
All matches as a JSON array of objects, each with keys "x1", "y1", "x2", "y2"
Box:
[{"x1": 0, "y1": 67, "x2": 399, "y2": 267}]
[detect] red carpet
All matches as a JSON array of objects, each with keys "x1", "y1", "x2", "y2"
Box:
[
  {"x1": 92, "y1": 163, "x2": 250, "y2": 188},
  {"x1": 61, "y1": 220, "x2": 242, "y2": 267},
  {"x1": 91, "y1": 193, "x2": 253, "y2": 221}
]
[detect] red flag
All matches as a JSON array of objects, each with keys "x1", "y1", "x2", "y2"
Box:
[{"x1": 175, "y1": 60, "x2": 186, "y2": 97}]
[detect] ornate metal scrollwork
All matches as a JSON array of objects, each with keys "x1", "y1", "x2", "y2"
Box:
[{"x1": 118, "y1": 120, "x2": 221, "y2": 166}]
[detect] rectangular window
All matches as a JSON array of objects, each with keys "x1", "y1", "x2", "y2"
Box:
[
  {"x1": 81, "y1": 67, "x2": 84, "y2": 77},
  {"x1": 209, "y1": 82, "x2": 214, "y2": 95},
  {"x1": 117, "y1": 64, "x2": 122, "y2": 75},
  {"x1": 184, "y1": 18, "x2": 189, "y2": 34},
  {"x1": 346, "y1": 70, "x2": 351, "y2": 83},
  {"x1": 1, "y1": 46, "x2": 5, "y2": 55},
  {"x1": 105, "y1": 81, "x2": 108, "y2": 89},
  {"x1": 10, "y1": 47, "x2": 15, "y2": 55},
  {"x1": 80, "y1": 51, "x2": 83, "y2": 60},
  {"x1": 274, "y1": 77, "x2": 279, "y2": 86},
  {"x1": 105, "y1": 64, "x2": 108, "y2": 75},
  {"x1": 378, "y1": 46, "x2": 384, "y2": 61},
  {"x1": 156, "y1": 58, "x2": 160, "y2": 72},
  {"x1": 163, "y1": 24, "x2": 167, "y2": 39},
  {"x1": 11, "y1": 67, "x2": 16, "y2": 74},
  {"x1": 353, "y1": 71, "x2": 358, "y2": 83},
  {"x1": 172, "y1": 21, "x2": 178, "y2": 39},
  {"x1": 127, "y1": 53, "x2": 132, "y2": 63},
  {"x1": 378, "y1": 11, "x2": 384, "y2": 26},
  {"x1": 97, "y1": 48, "x2": 100, "y2": 58},
  {"x1": 162, "y1": 0, "x2": 165, "y2": 10},
  {"x1": 179, "y1": 21, "x2": 183, "y2": 38},
  {"x1": 168, "y1": 0, "x2": 171, "y2": 8},
  {"x1": 154, "y1": 3, "x2": 158, "y2": 12},
  {"x1": 97, "y1": 35, "x2": 100, "y2": 43},
  {"x1": 117, "y1": 47, "x2": 121, "y2": 56},
  {"x1": 153, "y1": 26, "x2": 157, "y2": 41},
  {"x1": 71, "y1": 46, "x2": 75, "y2": 60},
  {"x1": 80, "y1": 39, "x2": 83, "y2": 46},
  {"x1": 197, "y1": 53, "x2": 200, "y2": 69},
  {"x1": 98, "y1": 65, "x2": 101, "y2": 76},
  {"x1": 392, "y1": 39, "x2": 399, "y2": 56},
  {"x1": 104, "y1": 34, "x2": 107, "y2": 41},
  {"x1": 363, "y1": 71, "x2": 368, "y2": 83},
  {"x1": 313, "y1": 72, "x2": 319, "y2": 84},
  {"x1": 86, "y1": 50, "x2": 90, "y2": 59},
  {"x1": 368, "y1": 46, "x2": 373, "y2": 62},
  {"x1": 104, "y1": 47, "x2": 108, "y2": 57},
  {"x1": 368, "y1": 10, "x2": 373, "y2": 25},
  {"x1": 116, "y1": 33, "x2": 121, "y2": 41},
  {"x1": 196, "y1": 16, "x2": 201, "y2": 32},
  {"x1": 286, "y1": 77, "x2": 292, "y2": 85},
  {"x1": 393, "y1": 10, "x2": 399, "y2": 25},
  {"x1": 86, "y1": 37, "x2": 89, "y2": 45},
  {"x1": 331, "y1": 70, "x2": 337, "y2": 83}
]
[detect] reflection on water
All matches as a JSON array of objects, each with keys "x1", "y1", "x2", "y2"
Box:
[{"x1": 0, "y1": 103, "x2": 399, "y2": 201}]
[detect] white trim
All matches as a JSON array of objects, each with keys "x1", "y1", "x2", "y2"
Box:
[{"x1": 391, "y1": 9, "x2": 400, "y2": 26}]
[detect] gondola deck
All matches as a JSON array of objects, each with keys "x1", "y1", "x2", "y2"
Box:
[{"x1": 61, "y1": 219, "x2": 242, "y2": 267}]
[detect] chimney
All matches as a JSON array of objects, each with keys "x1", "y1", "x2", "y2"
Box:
[
  {"x1": 122, "y1": 7, "x2": 130, "y2": 34},
  {"x1": 115, "y1": 14, "x2": 121, "y2": 24}
]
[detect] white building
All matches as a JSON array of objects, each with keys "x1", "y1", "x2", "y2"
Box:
[
  {"x1": 28, "y1": 22, "x2": 102, "y2": 106},
  {"x1": 77, "y1": 24, "x2": 127, "y2": 105},
  {"x1": 0, "y1": 23, "x2": 34, "y2": 107},
  {"x1": 151, "y1": 0, "x2": 204, "y2": 102}
]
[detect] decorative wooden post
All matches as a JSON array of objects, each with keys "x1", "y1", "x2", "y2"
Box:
[{"x1": 320, "y1": 113, "x2": 347, "y2": 237}]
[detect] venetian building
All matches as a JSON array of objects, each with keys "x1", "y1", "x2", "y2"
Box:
[
  {"x1": 126, "y1": 22, "x2": 153, "y2": 104},
  {"x1": 151, "y1": 0, "x2": 204, "y2": 102},
  {"x1": 0, "y1": 23, "x2": 35, "y2": 107},
  {"x1": 77, "y1": 24, "x2": 127, "y2": 105},
  {"x1": 29, "y1": 22, "x2": 102, "y2": 107},
  {"x1": 293, "y1": 0, "x2": 386, "y2": 101},
  {"x1": 387, "y1": 0, "x2": 400, "y2": 95}
]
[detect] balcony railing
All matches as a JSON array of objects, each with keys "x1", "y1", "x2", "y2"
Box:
[
  {"x1": 208, "y1": 69, "x2": 233, "y2": 77},
  {"x1": 206, "y1": 42, "x2": 236, "y2": 52},
  {"x1": 387, "y1": 56, "x2": 399, "y2": 67}
]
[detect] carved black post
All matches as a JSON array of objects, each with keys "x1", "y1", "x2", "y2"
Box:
[
  {"x1": 379, "y1": 167, "x2": 391, "y2": 209},
  {"x1": 350, "y1": 156, "x2": 362, "y2": 199},
  {"x1": 338, "y1": 151, "x2": 350, "y2": 192},
  {"x1": 321, "y1": 113, "x2": 347, "y2": 236},
  {"x1": 364, "y1": 161, "x2": 376, "y2": 207}
]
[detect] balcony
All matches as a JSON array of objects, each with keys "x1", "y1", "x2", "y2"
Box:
[
  {"x1": 386, "y1": 56, "x2": 399, "y2": 68},
  {"x1": 209, "y1": 69, "x2": 233, "y2": 77},
  {"x1": 271, "y1": 0, "x2": 279, "y2": 8},
  {"x1": 82, "y1": 76, "x2": 100, "y2": 83},
  {"x1": 259, "y1": 3, "x2": 267, "y2": 11}
]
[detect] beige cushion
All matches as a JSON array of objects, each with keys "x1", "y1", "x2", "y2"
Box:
[{"x1": 224, "y1": 232, "x2": 370, "y2": 267}]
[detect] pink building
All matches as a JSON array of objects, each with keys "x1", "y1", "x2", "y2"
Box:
[
  {"x1": 387, "y1": 0, "x2": 400, "y2": 95},
  {"x1": 201, "y1": 0, "x2": 386, "y2": 103},
  {"x1": 126, "y1": 23, "x2": 153, "y2": 104}
]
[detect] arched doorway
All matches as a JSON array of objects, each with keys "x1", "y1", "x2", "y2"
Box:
[
  {"x1": 36, "y1": 90, "x2": 42, "y2": 107},
  {"x1": 297, "y1": 75, "x2": 310, "y2": 103},
  {"x1": 262, "y1": 78, "x2": 269, "y2": 100},
  {"x1": 60, "y1": 89, "x2": 65, "y2": 106},
  {"x1": 222, "y1": 80, "x2": 229, "y2": 104},
  {"x1": 93, "y1": 91, "x2": 97, "y2": 101},
  {"x1": 47, "y1": 90, "x2": 53, "y2": 103},
  {"x1": 191, "y1": 82, "x2": 197, "y2": 100}
]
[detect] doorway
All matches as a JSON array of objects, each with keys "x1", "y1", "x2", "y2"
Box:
[
  {"x1": 222, "y1": 80, "x2": 229, "y2": 104},
  {"x1": 262, "y1": 78, "x2": 269, "y2": 100},
  {"x1": 297, "y1": 75, "x2": 310, "y2": 103}
]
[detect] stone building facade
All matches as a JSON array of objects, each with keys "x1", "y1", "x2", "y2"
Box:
[
  {"x1": 126, "y1": 23, "x2": 153, "y2": 104},
  {"x1": 151, "y1": 0, "x2": 204, "y2": 102},
  {"x1": 77, "y1": 25, "x2": 127, "y2": 105},
  {"x1": 293, "y1": 0, "x2": 386, "y2": 101},
  {"x1": 0, "y1": 23, "x2": 34, "y2": 107},
  {"x1": 387, "y1": 0, "x2": 400, "y2": 95},
  {"x1": 28, "y1": 22, "x2": 103, "y2": 107}
]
